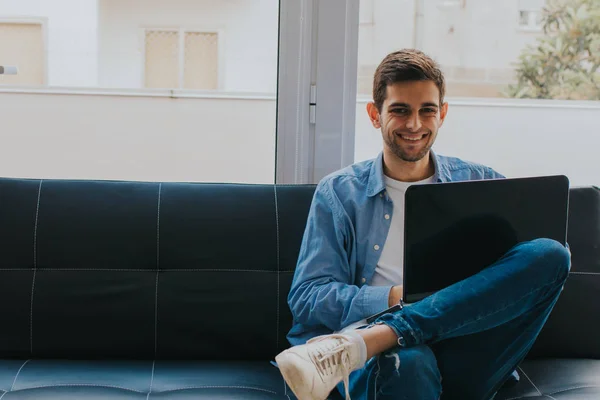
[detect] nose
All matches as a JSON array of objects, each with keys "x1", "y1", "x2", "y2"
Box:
[{"x1": 405, "y1": 113, "x2": 422, "y2": 132}]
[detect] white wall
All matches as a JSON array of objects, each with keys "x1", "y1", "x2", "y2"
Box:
[
  {"x1": 421, "y1": 0, "x2": 540, "y2": 72},
  {"x1": 0, "y1": 0, "x2": 99, "y2": 86},
  {"x1": 1, "y1": 90, "x2": 596, "y2": 187},
  {"x1": 358, "y1": 0, "x2": 542, "y2": 80},
  {"x1": 355, "y1": 97, "x2": 600, "y2": 187},
  {"x1": 358, "y1": 0, "x2": 414, "y2": 66},
  {"x1": 98, "y1": 0, "x2": 279, "y2": 92},
  {"x1": 0, "y1": 90, "x2": 276, "y2": 183}
]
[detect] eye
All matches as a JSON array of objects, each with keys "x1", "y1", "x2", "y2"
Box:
[
  {"x1": 391, "y1": 108, "x2": 409, "y2": 115},
  {"x1": 422, "y1": 108, "x2": 437, "y2": 114}
]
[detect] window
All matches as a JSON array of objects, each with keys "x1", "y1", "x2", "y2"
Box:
[
  {"x1": 352, "y1": 0, "x2": 600, "y2": 187},
  {"x1": 518, "y1": 0, "x2": 544, "y2": 31},
  {"x1": 144, "y1": 29, "x2": 219, "y2": 90},
  {"x1": 353, "y1": 0, "x2": 599, "y2": 102},
  {"x1": 518, "y1": 10, "x2": 543, "y2": 30},
  {"x1": 355, "y1": 1, "x2": 544, "y2": 100},
  {"x1": 0, "y1": 22, "x2": 45, "y2": 85},
  {"x1": 0, "y1": 0, "x2": 286, "y2": 185},
  {"x1": 183, "y1": 32, "x2": 219, "y2": 90},
  {"x1": 144, "y1": 30, "x2": 180, "y2": 89}
]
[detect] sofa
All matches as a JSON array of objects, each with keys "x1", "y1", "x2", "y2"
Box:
[{"x1": 0, "y1": 177, "x2": 597, "y2": 400}]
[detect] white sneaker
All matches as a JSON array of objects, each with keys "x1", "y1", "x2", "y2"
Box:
[{"x1": 275, "y1": 334, "x2": 362, "y2": 400}]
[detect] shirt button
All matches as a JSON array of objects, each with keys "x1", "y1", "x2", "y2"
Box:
[
  {"x1": 374, "y1": 244, "x2": 380, "y2": 251},
  {"x1": 384, "y1": 214, "x2": 390, "y2": 220},
  {"x1": 361, "y1": 277, "x2": 366, "y2": 283},
  {"x1": 380, "y1": 193, "x2": 383, "y2": 198}
]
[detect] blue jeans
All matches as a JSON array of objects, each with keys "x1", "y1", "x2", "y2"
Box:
[{"x1": 342, "y1": 238, "x2": 571, "y2": 400}]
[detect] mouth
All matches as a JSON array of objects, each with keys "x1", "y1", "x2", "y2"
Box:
[{"x1": 396, "y1": 132, "x2": 429, "y2": 143}]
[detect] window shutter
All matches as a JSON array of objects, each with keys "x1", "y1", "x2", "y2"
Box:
[
  {"x1": 183, "y1": 32, "x2": 218, "y2": 90},
  {"x1": 144, "y1": 30, "x2": 180, "y2": 88},
  {"x1": 0, "y1": 23, "x2": 44, "y2": 85}
]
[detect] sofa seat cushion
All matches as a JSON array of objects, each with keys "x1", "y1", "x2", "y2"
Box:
[
  {"x1": 0, "y1": 359, "x2": 292, "y2": 399},
  {"x1": 496, "y1": 358, "x2": 600, "y2": 399}
]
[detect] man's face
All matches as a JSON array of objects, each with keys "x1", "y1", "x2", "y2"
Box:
[{"x1": 368, "y1": 81, "x2": 448, "y2": 162}]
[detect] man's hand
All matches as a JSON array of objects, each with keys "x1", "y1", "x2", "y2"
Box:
[{"x1": 388, "y1": 285, "x2": 403, "y2": 307}]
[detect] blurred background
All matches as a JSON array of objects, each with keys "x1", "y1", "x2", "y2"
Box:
[{"x1": 0, "y1": 0, "x2": 598, "y2": 185}]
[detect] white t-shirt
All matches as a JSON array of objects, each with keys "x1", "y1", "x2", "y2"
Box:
[{"x1": 370, "y1": 174, "x2": 435, "y2": 287}]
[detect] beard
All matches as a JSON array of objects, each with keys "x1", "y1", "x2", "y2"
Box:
[{"x1": 384, "y1": 130, "x2": 434, "y2": 162}]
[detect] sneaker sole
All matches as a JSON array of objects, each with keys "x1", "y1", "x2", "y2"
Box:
[{"x1": 276, "y1": 354, "x2": 321, "y2": 400}]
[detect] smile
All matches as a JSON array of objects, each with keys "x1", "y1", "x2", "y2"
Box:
[{"x1": 398, "y1": 133, "x2": 429, "y2": 142}]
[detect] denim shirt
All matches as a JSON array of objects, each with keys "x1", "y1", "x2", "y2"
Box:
[{"x1": 287, "y1": 151, "x2": 505, "y2": 346}]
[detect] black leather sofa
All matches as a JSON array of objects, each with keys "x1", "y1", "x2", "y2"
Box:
[{"x1": 0, "y1": 178, "x2": 598, "y2": 399}]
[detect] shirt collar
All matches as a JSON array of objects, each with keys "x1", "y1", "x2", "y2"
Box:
[{"x1": 366, "y1": 150, "x2": 451, "y2": 197}]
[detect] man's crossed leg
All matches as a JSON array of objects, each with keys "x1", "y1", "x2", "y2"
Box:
[{"x1": 276, "y1": 238, "x2": 571, "y2": 400}]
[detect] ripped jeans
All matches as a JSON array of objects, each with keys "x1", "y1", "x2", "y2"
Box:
[{"x1": 339, "y1": 238, "x2": 571, "y2": 400}]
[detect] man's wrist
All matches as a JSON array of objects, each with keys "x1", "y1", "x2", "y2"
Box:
[{"x1": 388, "y1": 285, "x2": 403, "y2": 307}]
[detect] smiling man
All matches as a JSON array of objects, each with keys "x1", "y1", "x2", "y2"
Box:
[{"x1": 275, "y1": 49, "x2": 570, "y2": 400}]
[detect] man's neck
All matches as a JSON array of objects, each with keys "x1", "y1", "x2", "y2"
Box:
[{"x1": 382, "y1": 150, "x2": 435, "y2": 182}]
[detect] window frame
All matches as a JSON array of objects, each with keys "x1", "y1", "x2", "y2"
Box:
[
  {"x1": 275, "y1": 0, "x2": 315, "y2": 184},
  {"x1": 276, "y1": 0, "x2": 361, "y2": 184}
]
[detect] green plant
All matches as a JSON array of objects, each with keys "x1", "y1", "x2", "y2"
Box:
[{"x1": 506, "y1": 0, "x2": 600, "y2": 100}]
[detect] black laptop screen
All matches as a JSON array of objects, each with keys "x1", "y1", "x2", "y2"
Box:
[{"x1": 403, "y1": 175, "x2": 569, "y2": 303}]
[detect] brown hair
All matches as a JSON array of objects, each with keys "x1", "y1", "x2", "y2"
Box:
[{"x1": 372, "y1": 49, "x2": 445, "y2": 111}]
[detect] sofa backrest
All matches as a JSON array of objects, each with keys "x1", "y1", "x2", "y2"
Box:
[
  {"x1": 0, "y1": 178, "x2": 598, "y2": 361},
  {"x1": 529, "y1": 186, "x2": 600, "y2": 359},
  {"x1": 0, "y1": 178, "x2": 314, "y2": 361}
]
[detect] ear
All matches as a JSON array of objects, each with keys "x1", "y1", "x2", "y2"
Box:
[
  {"x1": 366, "y1": 102, "x2": 382, "y2": 129},
  {"x1": 439, "y1": 102, "x2": 449, "y2": 127}
]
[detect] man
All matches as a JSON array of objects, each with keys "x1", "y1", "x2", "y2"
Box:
[{"x1": 275, "y1": 49, "x2": 570, "y2": 400}]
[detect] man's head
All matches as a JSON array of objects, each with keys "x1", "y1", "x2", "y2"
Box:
[{"x1": 367, "y1": 49, "x2": 448, "y2": 164}]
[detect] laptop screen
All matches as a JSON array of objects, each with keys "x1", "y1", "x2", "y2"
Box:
[{"x1": 402, "y1": 175, "x2": 569, "y2": 304}]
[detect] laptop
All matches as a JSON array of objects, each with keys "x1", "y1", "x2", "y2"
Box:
[{"x1": 402, "y1": 175, "x2": 570, "y2": 304}]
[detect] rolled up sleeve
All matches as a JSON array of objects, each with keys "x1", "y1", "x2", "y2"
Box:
[{"x1": 287, "y1": 181, "x2": 390, "y2": 332}]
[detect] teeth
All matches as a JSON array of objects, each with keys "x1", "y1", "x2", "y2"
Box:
[{"x1": 401, "y1": 135, "x2": 423, "y2": 141}]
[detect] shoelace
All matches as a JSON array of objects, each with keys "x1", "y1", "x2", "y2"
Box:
[{"x1": 307, "y1": 334, "x2": 354, "y2": 400}]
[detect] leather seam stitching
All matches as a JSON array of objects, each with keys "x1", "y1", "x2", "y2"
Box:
[
  {"x1": 30, "y1": 180, "x2": 43, "y2": 355},
  {"x1": 146, "y1": 360, "x2": 156, "y2": 400},
  {"x1": 0, "y1": 269, "x2": 295, "y2": 273},
  {"x1": 0, "y1": 359, "x2": 32, "y2": 400},
  {"x1": 548, "y1": 384, "x2": 600, "y2": 396},
  {"x1": 570, "y1": 272, "x2": 600, "y2": 275},
  {"x1": 154, "y1": 183, "x2": 161, "y2": 357},
  {"x1": 517, "y1": 366, "x2": 542, "y2": 396},
  {"x1": 1, "y1": 384, "x2": 144, "y2": 393},
  {"x1": 0, "y1": 384, "x2": 279, "y2": 395}
]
